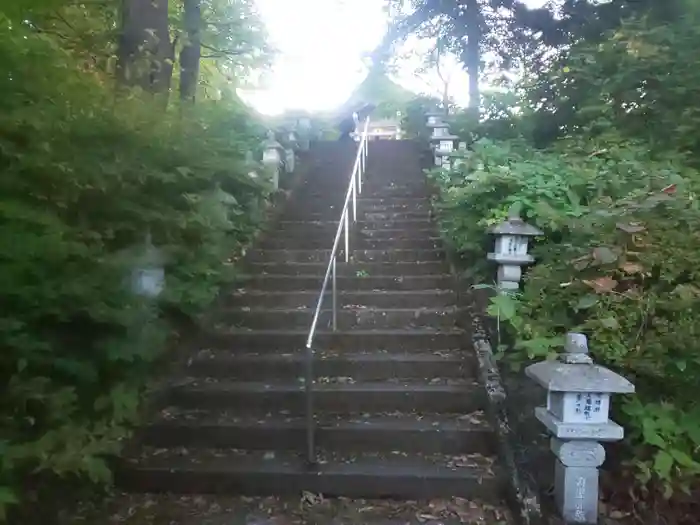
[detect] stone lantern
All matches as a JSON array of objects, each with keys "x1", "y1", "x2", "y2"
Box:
[
  {"x1": 130, "y1": 232, "x2": 165, "y2": 298},
  {"x1": 261, "y1": 130, "x2": 283, "y2": 190},
  {"x1": 426, "y1": 111, "x2": 458, "y2": 167},
  {"x1": 487, "y1": 207, "x2": 543, "y2": 291},
  {"x1": 526, "y1": 333, "x2": 635, "y2": 524}
]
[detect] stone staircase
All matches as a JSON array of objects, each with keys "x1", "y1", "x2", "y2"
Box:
[{"x1": 121, "y1": 140, "x2": 506, "y2": 503}]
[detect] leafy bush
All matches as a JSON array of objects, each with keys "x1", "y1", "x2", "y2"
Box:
[
  {"x1": 0, "y1": 20, "x2": 269, "y2": 517},
  {"x1": 430, "y1": 134, "x2": 700, "y2": 495}
]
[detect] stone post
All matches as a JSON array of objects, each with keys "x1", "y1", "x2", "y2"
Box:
[
  {"x1": 261, "y1": 130, "x2": 283, "y2": 190},
  {"x1": 284, "y1": 147, "x2": 295, "y2": 174},
  {"x1": 487, "y1": 208, "x2": 543, "y2": 291},
  {"x1": 453, "y1": 141, "x2": 468, "y2": 169},
  {"x1": 297, "y1": 117, "x2": 311, "y2": 151},
  {"x1": 245, "y1": 150, "x2": 259, "y2": 180},
  {"x1": 526, "y1": 333, "x2": 635, "y2": 524},
  {"x1": 131, "y1": 231, "x2": 165, "y2": 298},
  {"x1": 287, "y1": 130, "x2": 299, "y2": 151}
]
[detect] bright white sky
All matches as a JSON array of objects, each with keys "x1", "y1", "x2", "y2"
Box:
[{"x1": 241, "y1": 0, "x2": 548, "y2": 115}]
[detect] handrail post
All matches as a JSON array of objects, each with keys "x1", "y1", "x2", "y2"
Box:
[
  {"x1": 304, "y1": 342, "x2": 316, "y2": 465},
  {"x1": 332, "y1": 256, "x2": 337, "y2": 331},
  {"x1": 344, "y1": 209, "x2": 349, "y2": 262},
  {"x1": 361, "y1": 139, "x2": 366, "y2": 176},
  {"x1": 352, "y1": 175, "x2": 357, "y2": 222}
]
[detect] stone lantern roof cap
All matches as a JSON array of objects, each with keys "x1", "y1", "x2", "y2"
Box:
[
  {"x1": 488, "y1": 209, "x2": 544, "y2": 236},
  {"x1": 525, "y1": 333, "x2": 635, "y2": 394},
  {"x1": 261, "y1": 130, "x2": 283, "y2": 149}
]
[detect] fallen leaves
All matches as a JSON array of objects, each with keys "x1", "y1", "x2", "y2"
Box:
[
  {"x1": 583, "y1": 276, "x2": 618, "y2": 294},
  {"x1": 616, "y1": 222, "x2": 646, "y2": 234},
  {"x1": 593, "y1": 246, "x2": 619, "y2": 264},
  {"x1": 71, "y1": 493, "x2": 512, "y2": 525},
  {"x1": 619, "y1": 261, "x2": 643, "y2": 275}
]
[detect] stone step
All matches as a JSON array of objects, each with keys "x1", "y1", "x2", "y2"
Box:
[
  {"x1": 263, "y1": 226, "x2": 437, "y2": 241},
  {"x1": 287, "y1": 200, "x2": 431, "y2": 213},
  {"x1": 246, "y1": 249, "x2": 444, "y2": 264},
  {"x1": 165, "y1": 379, "x2": 485, "y2": 414},
  {"x1": 281, "y1": 206, "x2": 432, "y2": 220},
  {"x1": 359, "y1": 197, "x2": 432, "y2": 206},
  {"x1": 295, "y1": 190, "x2": 429, "y2": 201},
  {"x1": 119, "y1": 448, "x2": 503, "y2": 500},
  {"x1": 219, "y1": 307, "x2": 462, "y2": 331},
  {"x1": 244, "y1": 261, "x2": 449, "y2": 277},
  {"x1": 282, "y1": 210, "x2": 432, "y2": 221},
  {"x1": 275, "y1": 219, "x2": 434, "y2": 232},
  {"x1": 297, "y1": 180, "x2": 429, "y2": 189},
  {"x1": 200, "y1": 329, "x2": 465, "y2": 353},
  {"x1": 142, "y1": 410, "x2": 493, "y2": 455},
  {"x1": 260, "y1": 236, "x2": 441, "y2": 251},
  {"x1": 239, "y1": 274, "x2": 452, "y2": 292},
  {"x1": 362, "y1": 211, "x2": 432, "y2": 221},
  {"x1": 227, "y1": 290, "x2": 456, "y2": 309},
  {"x1": 299, "y1": 180, "x2": 427, "y2": 189},
  {"x1": 186, "y1": 349, "x2": 475, "y2": 381},
  {"x1": 295, "y1": 188, "x2": 431, "y2": 199}
]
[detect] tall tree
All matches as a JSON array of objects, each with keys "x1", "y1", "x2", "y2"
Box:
[
  {"x1": 381, "y1": 0, "x2": 485, "y2": 115},
  {"x1": 117, "y1": 0, "x2": 174, "y2": 94},
  {"x1": 378, "y1": 0, "x2": 676, "y2": 116},
  {"x1": 179, "y1": 0, "x2": 201, "y2": 102}
]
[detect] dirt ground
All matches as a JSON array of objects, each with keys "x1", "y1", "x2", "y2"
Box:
[{"x1": 66, "y1": 492, "x2": 513, "y2": 525}]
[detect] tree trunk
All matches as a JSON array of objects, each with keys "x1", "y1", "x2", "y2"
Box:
[
  {"x1": 462, "y1": 0, "x2": 481, "y2": 118},
  {"x1": 179, "y1": 0, "x2": 201, "y2": 103},
  {"x1": 442, "y1": 83, "x2": 449, "y2": 115},
  {"x1": 117, "y1": 0, "x2": 174, "y2": 95}
]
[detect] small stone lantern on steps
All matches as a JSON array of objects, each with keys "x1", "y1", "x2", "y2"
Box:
[
  {"x1": 487, "y1": 207, "x2": 543, "y2": 291},
  {"x1": 130, "y1": 232, "x2": 165, "y2": 299},
  {"x1": 261, "y1": 130, "x2": 283, "y2": 190},
  {"x1": 426, "y1": 111, "x2": 458, "y2": 168},
  {"x1": 285, "y1": 131, "x2": 297, "y2": 174},
  {"x1": 245, "y1": 150, "x2": 259, "y2": 180},
  {"x1": 297, "y1": 117, "x2": 311, "y2": 151},
  {"x1": 526, "y1": 333, "x2": 635, "y2": 524},
  {"x1": 453, "y1": 141, "x2": 469, "y2": 170}
]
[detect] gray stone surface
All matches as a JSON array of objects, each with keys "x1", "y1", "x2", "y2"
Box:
[
  {"x1": 488, "y1": 211, "x2": 544, "y2": 237},
  {"x1": 534, "y1": 408, "x2": 624, "y2": 442},
  {"x1": 554, "y1": 462, "x2": 599, "y2": 524},
  {"x1": 551, "y1": 439, "x2": 605, "y2": 468},
  {"x1": 488, "y1": 253, "x2": 536, "y2": 265},
  {"x1": 562, "y1": 333, "x2": 593, "y2": 364},
  {"x1": 526, "y1": 362, "x2": 635, "y2": 394}
]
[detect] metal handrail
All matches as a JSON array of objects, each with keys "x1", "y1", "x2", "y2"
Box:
[{"x1": 303, "y1": 117, "x2": 370, "y2": 465}]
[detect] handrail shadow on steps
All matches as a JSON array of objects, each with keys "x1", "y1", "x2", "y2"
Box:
[{"x1": 303, "y1": 117, "x2": 370, "y2": 466}]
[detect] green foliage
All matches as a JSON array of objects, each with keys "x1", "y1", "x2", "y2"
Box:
[
  {"x1": 400, "y1": 95, "x2": 443, "y2": 140},
  {"x1": 431, "y1": 5, "x2": 700, "y2": 506},
  {"x1": 339, "y1": 62, "x2": 416, "y2": 120},
  {"x1": 397, "y1": 0, "x2": 700, "y2": 508},
  {"x1": 0, "y1": 15, "x2": 269, "y2": 518},
  {"x1": 431, "y1": 137, "x2": 700, "y2": 494}
]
